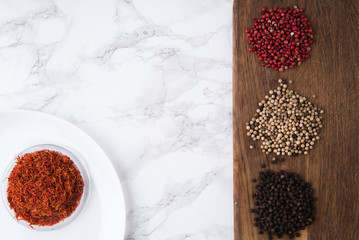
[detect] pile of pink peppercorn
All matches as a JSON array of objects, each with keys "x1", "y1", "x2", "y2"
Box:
[{"x1": 246, "y1": 6, "x2": 314, "y2": 71}]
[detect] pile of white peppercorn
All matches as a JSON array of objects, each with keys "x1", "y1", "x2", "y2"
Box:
[{"x1": 246, "y1": 79, "x2": 324, "y2": 156}]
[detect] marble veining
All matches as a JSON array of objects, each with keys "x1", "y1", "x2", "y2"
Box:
[{"x1": 0, "y1": 0, "x2": 233, "y2": 239}]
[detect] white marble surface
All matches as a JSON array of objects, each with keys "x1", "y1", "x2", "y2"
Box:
[{"x1": 0, "y1": 0, "x2": 233, "y2": 239}]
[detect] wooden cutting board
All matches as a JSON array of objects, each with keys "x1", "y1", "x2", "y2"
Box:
[{"x1": 233, "y1": 0, "x2": 359, "y2": 239}]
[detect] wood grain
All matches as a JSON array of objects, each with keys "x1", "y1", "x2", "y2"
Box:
[{"x1": 233, "y1": 0, "x2": 359, "y2": 239}]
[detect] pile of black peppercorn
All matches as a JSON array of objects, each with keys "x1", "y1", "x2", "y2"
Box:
[{"x1": 251, "y1": 170, "x2": 316, "y2": 239}]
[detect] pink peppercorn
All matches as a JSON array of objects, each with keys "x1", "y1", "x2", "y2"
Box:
[{"x1": 246, "y1": 6, "x2": 314, "y2": 71}]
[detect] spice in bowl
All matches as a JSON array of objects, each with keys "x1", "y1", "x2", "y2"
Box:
[{"x1": 6, "y1": 148, "x2": 85, "y2": 227}]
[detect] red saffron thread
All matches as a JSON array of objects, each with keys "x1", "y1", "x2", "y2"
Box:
[{"x1": 6, "y1": 150, "x2": 84, "y2": 227}]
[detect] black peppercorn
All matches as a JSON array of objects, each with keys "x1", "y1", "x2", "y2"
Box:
[
  {"x1": 251, "y1": 169, "x2": 316, "y2": 239},
  {"x1": 271, "y1": 157, "x2": 277, "y2": 164}
]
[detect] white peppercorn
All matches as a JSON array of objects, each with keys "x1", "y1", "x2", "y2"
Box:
[{"x1": 246, "y1": 80, "x2": 324, "y2": 156}]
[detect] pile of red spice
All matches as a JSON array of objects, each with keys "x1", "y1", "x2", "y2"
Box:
[
  {"x1": 246, "y1": 6, "x2": 314, "y2": 71},
  {"x1": 7, "y1": 150, "x2": 84, "y2": 227}
]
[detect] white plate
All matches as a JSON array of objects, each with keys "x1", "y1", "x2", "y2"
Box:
[{"x1": 0, "y1": 110, "x2": 126, "y2": 240}]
